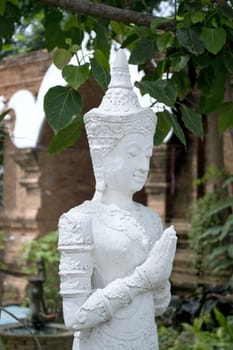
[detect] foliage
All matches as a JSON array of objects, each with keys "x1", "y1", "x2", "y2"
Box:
[
  {"x1": 158, "y1": 309, "x2": 233, "y2": 350},
  {"x1": 161, "y1": 285, "x2": 233, "y2": 329},
  {"x1": 22, "y1": 231, "x2": 61, "y2": 315},
  {"x1": 189, "y1": 191, "x2": 220, "y2": 279},
  {"x1": 0, "y1": 0, "x2": 233, "y2": 152},
  {"x1": 189, "y1": 174, "x2": 233, "y2": 286}
]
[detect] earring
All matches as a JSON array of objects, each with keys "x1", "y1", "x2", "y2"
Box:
[
  {"x1": 96, "y1": 178, "x2": 106, "y2": 192},
  {"x1": 91, "y1": 148, "x2": 105, "y2": 193}
]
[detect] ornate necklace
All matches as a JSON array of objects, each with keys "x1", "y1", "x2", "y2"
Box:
[{"x1": 96, "y1": 202, "x2": 151, "y2": 253}]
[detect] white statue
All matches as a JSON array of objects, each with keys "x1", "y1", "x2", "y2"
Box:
[{"x1": 58, "y1": 49, "x2": 177, "y2": 350}]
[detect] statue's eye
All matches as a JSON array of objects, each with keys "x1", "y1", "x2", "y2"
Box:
[
  {"x1": 128, "y1": 145, "x2": 138, "y2": 158},
  {"x1": 128, "y1": 152, "x2": 137, "y2": 158}
]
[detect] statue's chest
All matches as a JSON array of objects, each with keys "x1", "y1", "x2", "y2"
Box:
[{"x1": 92, "y1": 205, "x2": 154, "y2": 284}]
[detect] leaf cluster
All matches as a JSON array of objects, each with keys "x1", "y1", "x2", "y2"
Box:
[
  {"x1": 189, "y1": 174, "x2": 233, "y2": 287},
  {"x1": 158, "y1": 309, "x2": 233, "y2": 350},
  {"x1": 0, "y1": 0, "x2": 233, "y2": 151},
  {"x1": 21, "y1": 231, "x2": 61, "y2": 314},
  {"x1": 44, "y1": 0, "x2": 233, "y2": 151}
]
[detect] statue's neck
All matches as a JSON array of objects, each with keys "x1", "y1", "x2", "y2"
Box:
[{"x1": 101, "y1": 188, "x2": 134, "y2": 211}]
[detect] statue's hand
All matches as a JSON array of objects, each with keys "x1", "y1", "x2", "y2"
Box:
[
  {"x1": 138, "y1": 225, "x2": 177, "y2": 287},
  {"x1": 73, "y1": 289, "x2": 110, "y2": 330},
  {"x1": 74, "y1": 278, "x2": 132, "y2": 330}
]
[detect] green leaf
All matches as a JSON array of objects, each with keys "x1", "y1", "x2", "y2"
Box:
[
  {"x1": 218, "y1": 102, "x2": 233, "y2": 133},
  {"x1": 206, "y1": 197, "x2": 233, "y2": 217},
  {"x1": 176, "y1": 28, "x2": 205, "y2": 55},
  {"x1": 129, "y1": 37, "x2": 156, "y2": 64},
  {"x1": 94, "y1": 49, "x2": 110, "y2": 71},
  {"x1": 53, "y1": 48, "x2": 72, "y2": 69},
  {"x1": 201, "y1": 27, "x2": 226, "y2": 54},
  {"x1": 0, "y1": 109, "x2": 12, "y2": 122},
  {"x1": 228, "y1": 245, "x2": 233, "y2": 259},
  {"x1": 154, "y1": 60, "x2": 167, "y2": 79},
  {"x1": 0, "y1": 0, "x2": 6, "y2": 15},
  {"x1": 220, "y1": 214, "x2": 233, "y2": 241},
  {"x1": 171, "y1": 55, "x2": 190, "y2": 72},
  {"x1": 160, "y1": 109, "x2": 186, "y2": 146},
  {"x1": 221, "y1": 17, "x2": 233, "y2": 30},
  {"x1": 172, "y1": 71, "x2": 190, "y2": 100},
  {"x1": 167, "y1": 116, "x2": 186, "y2": 146},
  {"x1": 62, "y1": 64, "x2": 89, "y2": 90},
  {"x1": 48, "y1": 116, "x2": 83, "y2": 153},
  {"x1": 192, "y1": 52, "x2": 209, "y2": 68},
  {"x1": 181, "y1": 105, "x2": 203, "y2": 138},
  {"x1": 200, "y1": 226, "x2": 222, "y2": 240},
  {"x1": 208, "y1": 245, "x2": 228, "y2": 261},
  {"x1": 44, "y1": 11, "x2": 64, "y2": 51},
  {"x1": 214, "y1": 309, "x2": 228, "y2": 331},
  {"x1": 219, "y1": 4, "x2": 233, "y2": 20},
  {"x1": 156, "y1": 33, "x2": 174, "y2": 53},
  {"x1": 63, "y1": 14, "x2": 79, "y2": 31},
  {"x1": 223, "y1": 53, "x2": 233, "y2": 73},
  {"x1": 44, "y1": 86, "x2": 83, "y2": 132},
  {"x1": 223, "y1": 176, "x2": 233, "y2": 188},
  {"x1": 0, "y1": 16, "x2": 14, "y2": 38},
  {"x1": 121, "y1": 33, "x2": 139, "y2": 48},
  {"x1": 110, "y1": 20, "x2": 127, "y2": 36},
  {"x1": 94, "y1": 22, "x2": 111, "y2": 59},
  {"x1": 191, "y1": 12, "x2": 205, "y2": 24},
  {"x1": 135, "y1": 79, "x2": 177, "y2": 107},
  {"x1": 151, "y1": 17, "x2": 170, "y2": 32},
  {"x1": 154, "y1": 111, "x2": 171, "y2": 145},
  {"x1": 90, "y1": 57, "x2": 110, "y2": 92},
  {"x1": 65, "y1": 27, "x2": 83, "y2": 47}
]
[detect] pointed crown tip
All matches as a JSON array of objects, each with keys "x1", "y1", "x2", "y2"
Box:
[
  {"x1": 109, "y1": 49, "x2": 132, "y2": 89},
  {"x1": 113, "y1": 49, "x2": 128, "y2": 69}
]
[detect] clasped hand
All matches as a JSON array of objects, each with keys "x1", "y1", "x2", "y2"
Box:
[
  {"x1": 74, "y1": 225, "x2": 177, "y2": 330},
  {"x1": 138, "y1": 225, "x2": 177, "y2": 287}
]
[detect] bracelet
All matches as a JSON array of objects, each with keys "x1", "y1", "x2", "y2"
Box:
[
  {"x1": 97, "y1": 289, "x2": 113, "y2": 319},
  {"x1": 135, "y1": 266, "x2": 153, "y2": 289}
]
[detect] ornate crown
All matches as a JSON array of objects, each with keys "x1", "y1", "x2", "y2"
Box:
[
  {"x1": 84, "y1": 49, "x2": 157, "y2": 195},
  {"x1": 84, "y1": 49, "x2": 157, "y2": 157}
]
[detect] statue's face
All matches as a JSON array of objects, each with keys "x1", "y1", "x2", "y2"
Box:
[{"x1": 103, "y1": 133, "x2": 153, "y2": 195}]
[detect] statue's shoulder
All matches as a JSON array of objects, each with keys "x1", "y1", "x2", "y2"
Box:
[
  {"x1": 60, "y1": 200, "x2": 96, "y2": 220},
  {"x1": 65, "y1": 200, "x2": 96, "y2": 217},
  {"x1": 137, "y1": 203, "x2": 163, "y2": 235},
  {"x1": 146, "y1": 206, "x2": 162, "y2": 226},
  {"x1": 137, "y1": 202, "x2": 161, "y2": 222},
  {"x1": 58, "y1": 201, "x2": 95, "y2": 246}
]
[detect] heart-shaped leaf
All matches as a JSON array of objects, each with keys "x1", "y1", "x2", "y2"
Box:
[{"x1": 44, "y1": 86, "x2": 83, "y2": 131}]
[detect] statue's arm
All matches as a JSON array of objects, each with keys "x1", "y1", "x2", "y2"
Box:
[
  {"x1": 74, "y1": 226, "x2": 177, "y2": 331},
  {"x1": 58, "y1": 209, "x2": 94, "y2": 329},
  {"x1": 152, "y1": 280, "x2": 171, "y2": 316}
]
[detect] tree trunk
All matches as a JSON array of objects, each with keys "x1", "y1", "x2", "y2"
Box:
[{"x1": 207, "y1": 112, "x2": 225, "y2": 192}]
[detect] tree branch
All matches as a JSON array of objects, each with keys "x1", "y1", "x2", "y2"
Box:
[{"x1": 39, "y1": 0, "x2": 173, "y2": 29}]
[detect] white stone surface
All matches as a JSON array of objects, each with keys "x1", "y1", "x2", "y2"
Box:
[{"x1": 58, "y1": 49, "x2": 177, "y2": 350}]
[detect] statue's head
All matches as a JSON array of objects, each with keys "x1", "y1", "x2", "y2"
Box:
[{"x1": 84, "y1": 49, "x2": 157, "y2": 199}]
